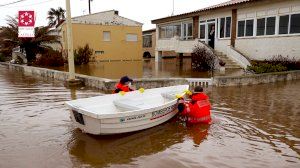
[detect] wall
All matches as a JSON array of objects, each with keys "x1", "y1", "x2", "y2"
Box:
[
  {"x1": 214, "y1": 70, "x2": 300, "y2": 86},
  {"x1": 236, "y1": 0, "x2": 300, "y2": 60},
  {"x1": 62, "y1": 24, "x2": 142, "y2": 61},
  {"x1": 142, "y1": 31, "x2": 156, "y2": 57},
  {"x1": 1, "y1": 62, "x2": 299, "y2": 91}
]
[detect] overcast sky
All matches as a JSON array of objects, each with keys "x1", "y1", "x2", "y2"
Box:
[{"x1": 0, "y1": 0, "x2": 228, "y2": 30}]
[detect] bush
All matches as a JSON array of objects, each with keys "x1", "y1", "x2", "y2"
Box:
[
  {"x1": 191, "y1": 45, "x2": 217, "y2": 71},
  {"x1": 0, "y1": 53, "x2": 5, "y2": 62},
  {"x1": 268, "y1": 55, "x2": 300, "y2": 70},
  {"x1": 74, "y1": 44, "x2": 93, "y2": 65},
  {"x1": 35, "y1": 49, "x2": 64, "y2": 67},
  {"x1": 247, "y1": 62, "x2": 287, "y2": 74},
  {"x1": 248, "y1": 55, "x2": 300, "y2": 74}
]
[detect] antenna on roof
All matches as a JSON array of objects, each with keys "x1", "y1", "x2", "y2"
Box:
[
  {"x1": 88, "y1": 0, "x2": 93, "y2": 14},
  {"x1": 171, "y1": 0, "x2": 174, "y2": 16}
]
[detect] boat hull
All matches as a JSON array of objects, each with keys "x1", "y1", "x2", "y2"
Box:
[{"x1": 70, "y1": 103, "x2": 178, "y2": 135}]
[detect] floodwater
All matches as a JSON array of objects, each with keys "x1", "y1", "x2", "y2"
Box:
[
  {"x1": 50, "y1": 58, "x2": 244, "y2": 79},
  {"x1": 0, "y1": 65, "x2": 299, "y2": 168}
]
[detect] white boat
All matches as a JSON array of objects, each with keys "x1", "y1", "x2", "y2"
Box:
[{"x1": 65, "y1": 85, "x2": 189, "y2": 135}]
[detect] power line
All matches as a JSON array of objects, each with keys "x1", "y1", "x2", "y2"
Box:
[
  {"x1": 0, "y1": 0, "x2": 28, "y2": 7},
  {"x1": 3, "y1": 0, "x2": 57, "y2": 8}
]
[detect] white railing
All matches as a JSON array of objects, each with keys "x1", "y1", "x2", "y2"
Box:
[
  {"x1": 186, "y1": 78, "x2": 213, "y2": 87},
  {"x1": 226, "y1": 45, "x2": 251, "y2": 69}
]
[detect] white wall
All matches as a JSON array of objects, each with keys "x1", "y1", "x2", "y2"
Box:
[
  {"x1": 236, "y1": 0, "x2": 300, "y2": 60},
  {"x1": 236, "y1": 36, "x2": 300, "y2": 60}
]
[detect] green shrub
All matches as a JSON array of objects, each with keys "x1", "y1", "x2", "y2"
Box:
[
  {"x1": 248, "y1": 55, "x2": 300, "y2": 74},
  {"x1": 0, "y1": 53, "x2": 5, "y2": 62},
  {"x1": 35, "y1": 50, "x2": 64, "y2": 67},
  {"x1": 268, "y1": 55, "x2": 300, "y2": 70},
  {"x1": 191, "y1": 45, "x2": 217, "y2": 71},
  {"x1": 247, "y1": 62, "x2": 287, "y2": 74},
  {"x1": 74, "y1": 44, "x2": 93, "y2": 65}
]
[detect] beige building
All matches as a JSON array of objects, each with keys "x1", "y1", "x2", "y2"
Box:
[
  {"x1": 152, "y1": 0, "x2": 300, "y2": 69},
  {"x1": 61, "y1": 10, "x2": 143, "y2": 61},
  {"x1": 142, "y1": 28, "x2": 156, "y2": 58}
]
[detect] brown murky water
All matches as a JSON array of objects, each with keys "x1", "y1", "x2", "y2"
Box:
[
  {"x1": 50, "y1": 58, "x2": 244, "y2": 79},
  {"x1": 0, "y1": 65, "x2": 299, "y2": 168}
]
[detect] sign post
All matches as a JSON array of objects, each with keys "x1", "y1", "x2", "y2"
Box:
[
  {"x1": 66, "y1": 0, "x2": 75, "y2": 80},
  {"x1": 18, "y1": 11, "x2": 35, "y2": 38}
]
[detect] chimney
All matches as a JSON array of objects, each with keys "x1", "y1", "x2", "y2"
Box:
[{"x1": 114, "y1": 10, "x2": 119, "y2": 15}]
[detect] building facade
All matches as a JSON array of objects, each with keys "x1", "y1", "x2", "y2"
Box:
[
  {"x1": 142, "y1": 28, "x2": 156, "y2": 58},
  {"x1": 61, "y1": 10, "x2": 143, "y2": 61},
  {"x1": 152, "y1": 0, "x2": 300, "y2": 68}
]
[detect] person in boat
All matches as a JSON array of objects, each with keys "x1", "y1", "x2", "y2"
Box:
[
  {"x1": 177, "y1": 86, "x2": 212, "y2": 124},
  {"x1": 113, "y1": 76, "x2": 134, "y2": 93}
]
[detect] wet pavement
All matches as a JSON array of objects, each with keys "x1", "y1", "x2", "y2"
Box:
[{"x1": 0, "y1": 65, "x2": 299, "y2": 168}]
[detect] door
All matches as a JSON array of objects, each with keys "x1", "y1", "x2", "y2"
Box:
[
  {"x1": 207, "y1": 22, "x2": 215, "y2": 49},
  {"x1": 199, "y1": 20, "x2": 216, "y2": 48}
]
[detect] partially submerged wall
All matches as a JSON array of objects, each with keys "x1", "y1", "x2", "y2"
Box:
[
  {"x1": 213, "y1": 71, "x2": 300, "y2": 86},
  {"x1": 1, "y1": 62, "x2": 299, "y2": 91}
]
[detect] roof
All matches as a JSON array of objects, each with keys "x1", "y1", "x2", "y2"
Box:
[
  {"x1": 152, "y1": 0, "x2": 257, "y2": 24},
  {"x1": 142, "y1": 28, "x2": 156, "y2": 34},
  {"x1": 66, "y1": 10, "x2": 143, "y2": 27}
]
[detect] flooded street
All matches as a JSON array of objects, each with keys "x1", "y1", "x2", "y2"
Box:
[
  {"x1": 0, "y1": 65, "x2": 299, "y2": 168},
  {"x1": 50, "y1": 58, "x2": 244, "y2": 79}
]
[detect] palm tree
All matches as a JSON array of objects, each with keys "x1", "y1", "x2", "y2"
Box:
[
  {"x1": 0, "y1": 16, "x2": 60, "y2": 64},
  {"x1": 47, "y1": 7, "x2": 65, "y2": 27}
]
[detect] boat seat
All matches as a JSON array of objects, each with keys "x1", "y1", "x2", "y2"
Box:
[{"x1": 113, "y1": 100, "x2": 142, "y2": 111}]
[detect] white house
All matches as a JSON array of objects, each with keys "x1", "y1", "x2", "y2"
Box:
[{"x1": 152, "y1": 0, "x2": 300, "y2": 69}]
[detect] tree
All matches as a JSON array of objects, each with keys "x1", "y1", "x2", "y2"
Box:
[
  {"x1": 47, "y1": 7, "x2": 65, "y2": 27},
  {"x1": 0, "y1": 16, "x2": 60, "y2": 63}
]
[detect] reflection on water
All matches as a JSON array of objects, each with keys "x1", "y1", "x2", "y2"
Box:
[
  {"x1": 0, "y1": 65, "x2": 299, "y2": 168},
  {"x1": 50, "y1": 58, "x2": 244, "y2": 79}
]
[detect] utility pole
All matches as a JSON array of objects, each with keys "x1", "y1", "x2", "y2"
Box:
[
  {"x1": 171, "y1": 0, "x2": 174, "y2": 16},
  {"x1": 88, "y1": 0, "x2": 92, "y2": 14},
  {"x1": 66, "y1": 0, "x2": 75, "y2": 80}
]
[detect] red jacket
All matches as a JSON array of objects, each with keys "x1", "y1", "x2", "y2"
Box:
[
  {"x1": 181, "y1": 93, "x2": 211, "y2": 124},
  {"x1": 113, "y1": 83, "x2": 132, "y2": 93}
]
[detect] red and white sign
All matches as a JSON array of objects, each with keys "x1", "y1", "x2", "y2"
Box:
[{"x1": 18, "y1": 11, "x2": 35, "y2": 38}]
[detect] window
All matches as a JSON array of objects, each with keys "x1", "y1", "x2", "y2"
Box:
[
  {"x1": 143, "y1": 35, "x2": 152, "y2": 48},
  {"x1": 256, "y1": 18, "x2": 265, "y2": 36},
  {"x1": 245, "y1": 20, "x2": 254, "y2": 36},
  {"x1": 237, "y1": 19, "x2": 253, "y2": 37},
  {"x1": 238, "y1": 20, "x2": 245, "y2": 37},
  {"x1": 159, "y1": 26, "x2": 166, "y2": 38},
  {"x1": 95, "y1": 51, "x2": 104, "y2": 55},
  {"x1": 126, "y1": 34, "x2": 137, "y2": 42},
  {"x1": 256, "y1": 17, "x2": 276, "y2": 36},
  {"x1": 103, "y1": 31, "x2": 110, "y2": 41},
  {"x1": 174, "y1": 24, "x2": 181, "y2": 37},
  {"x1": 225, "y1": 17, "x2": 231, "y2": 37},
  {"x1": 219, "y1": 17, "x2": 231, "y2": 38},
  {"x1": 266, "y1": 17, "x2": 276, "y2": 35},
  {"x1": 166, "y1": 26, "x2": 173, "y2": 38},
  {"x1": 182, "y1": 23, "x2": 193, "y2": 40},
  {"x1": 188, "y1": 23, "x2": 193, "y2": 37},
  {"x1": 220, "y1": 18, "x2": 225, "y2": 38},
  {"x1": 199, "y1": 24, "x2": 205, "y2": 39},
  {"x1": 290, "y1": 13, "x2": 300, "y2": 34},
  {"x1": 279, "y1": 15, "x2": 289, "y2": 34},
  {"x1": 159, "y1": 24, "x2": 181, "y2": 39}
]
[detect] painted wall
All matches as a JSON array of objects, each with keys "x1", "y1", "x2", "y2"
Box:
[
  {"x1": 142, "y1": 31, "x2": 156, "y2": 57},
  {"x1": 235, "y1": 0, "x2": 300, "y2": 60},
  {"x1": 62, "y1": 23, "x2": 142, "y2": 61}
]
